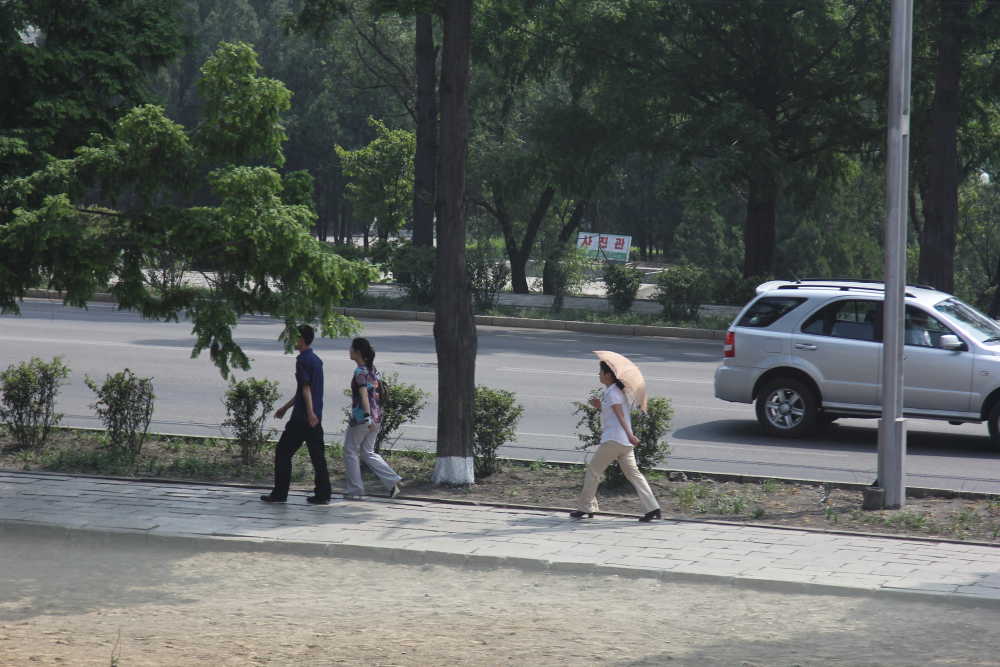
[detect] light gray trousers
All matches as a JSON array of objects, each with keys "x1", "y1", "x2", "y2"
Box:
[
  {"x1": 343, "y1": 424, "x2": 402, "y2": 496},
  {"x1": 576, "y1": 440, "x2": 660, "y2": 514}
]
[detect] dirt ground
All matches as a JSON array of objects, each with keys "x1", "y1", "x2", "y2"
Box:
[
  {"x1": 2, "y1": 536, "x2": 999, "y2": 667},
  {"x1": 5, "y1": 428, "x2": 1000, "y2": 542}
]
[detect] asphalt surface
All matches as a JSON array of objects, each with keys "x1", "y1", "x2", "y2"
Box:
[{"x1": 3, "y1": 298, "x2": 1000, "y2": 493}]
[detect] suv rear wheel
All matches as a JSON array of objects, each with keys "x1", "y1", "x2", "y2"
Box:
[{"x1": 756, "y1": 378, "x2": 817, "y2": 438}]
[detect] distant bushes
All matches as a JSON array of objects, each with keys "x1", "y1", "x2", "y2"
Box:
[
  {"x1": 602, "y1": 262, "x2": 644, "y2": 314},
  {"x1": 390, "y1": 244, "x2": 436, "y2": 305},
  {"x1": 654, "y1": 261, "x2": 705, "y2": 320},
  {"x1": 468, "y1": 247, "x2": 511, "y2": 311}
]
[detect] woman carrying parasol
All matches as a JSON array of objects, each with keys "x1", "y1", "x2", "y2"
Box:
[{"x1": 570, "y1": 351, "x2": 662, "y2": 522}]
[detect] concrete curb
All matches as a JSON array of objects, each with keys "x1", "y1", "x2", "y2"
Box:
[
  {"x1": 4, "y1": 517, "x2": 998, "y2": 609},
  {"x1": 23, "y1": 289, "x2": 727, "y2": 341}
]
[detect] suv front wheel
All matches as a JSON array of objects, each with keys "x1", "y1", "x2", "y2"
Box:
[
  {"x1": 756, "y1": 378, "x2": 817, "y2": 438},
  {"x1": 986, "y1": 402, "x2": 1000, "y2": 449}
]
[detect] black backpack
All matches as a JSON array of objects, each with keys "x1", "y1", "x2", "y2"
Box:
[{"x1": 373, "y1": 367, "x2": 389, "y2": 406}]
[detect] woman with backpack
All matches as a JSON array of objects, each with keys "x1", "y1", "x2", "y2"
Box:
[{"x1": 343, "y1": 337, "x2": 402, "y2": 499}]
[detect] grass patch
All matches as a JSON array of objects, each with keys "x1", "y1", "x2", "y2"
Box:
[
  {"x1": 6, "y1": 429, "x2": 314, "y2": 482},
  {"x1": 671, "y1": 480, "x2": 765, "y2": 517},
  {"x1": 760, "y1": 478, "x2": 780, "y2": 494}
]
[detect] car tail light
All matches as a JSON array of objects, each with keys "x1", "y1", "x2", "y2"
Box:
[{"x1": 724, "y1": 331, "x2": 735, "y2": 358}]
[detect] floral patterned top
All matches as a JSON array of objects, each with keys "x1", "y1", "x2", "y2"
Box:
[{"x1": 349, "y1": 365, "x2": 383, "y2": 427}]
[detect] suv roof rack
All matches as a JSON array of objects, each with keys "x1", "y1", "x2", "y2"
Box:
[
  {"x1": 776, "y1": 283, "x2": 916, "y2": 298},
  {"x1": 798, "y1": 278, "x2": 936, "y2": 291}
]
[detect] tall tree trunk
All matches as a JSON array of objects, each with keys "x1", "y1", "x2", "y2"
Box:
[
  {"x1": 917, "y1": 3, "x2": 967, "y2": 294},
  {"x1": 412, "y1": 13, "x2": 438, "y2": 248},
  {"x1": 990, "y1": 250, "x2": 1000, "y2": 318},
  {"x1": 338, "y1": 200, "x2": 349, "y2": 245},
  {"x1": 432, "y1": 0, "x2": 476, "y2": 484},
  {"x1": 743, "y1": 176, "x2": 777, "y2": 279},
  {"x1": 497, "y1": 186, "x2": 556, "y2": 293}
]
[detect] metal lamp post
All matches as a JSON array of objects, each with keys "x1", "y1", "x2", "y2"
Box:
[{"x1": 879, "y1": 0, "x2": 914, "y2": 510}]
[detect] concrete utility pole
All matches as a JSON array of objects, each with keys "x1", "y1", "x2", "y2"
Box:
[{"x1": 879, "y1": 0, "x2": 914, "y2": 510}]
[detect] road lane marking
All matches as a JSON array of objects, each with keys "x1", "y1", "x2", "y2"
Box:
[
  {"x1": 497, "y1": 367, "x2": 713, "y2": 383},
  {"x1": 671, "y1": 442, "x2": 849, "y2": 457},
  {"x1": 0, "y1": 335, "x2": 354, "y2": 361}
]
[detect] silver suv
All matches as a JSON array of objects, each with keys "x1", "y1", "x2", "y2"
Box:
[{"x1": 714, "y1": 279, "x2": 1000, "y2": 446}]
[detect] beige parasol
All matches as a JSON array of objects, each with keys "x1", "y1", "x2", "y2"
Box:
[{"x1": 593, "y1": 350, "x2": 647, "y2": 413}]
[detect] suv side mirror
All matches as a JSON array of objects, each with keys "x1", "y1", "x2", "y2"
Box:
[{"x1": 940, "y1": 334, "x2": 962, "y2": 350}]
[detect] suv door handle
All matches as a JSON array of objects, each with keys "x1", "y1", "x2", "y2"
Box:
[{"x1": 795, "y1": 344, "x2": 817, "y2": 351}]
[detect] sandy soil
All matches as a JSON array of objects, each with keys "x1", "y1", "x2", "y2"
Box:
[{"x1": 2, "y1": 535, "x2": 999, "y2": 667}]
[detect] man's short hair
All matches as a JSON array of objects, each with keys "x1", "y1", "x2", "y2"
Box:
[{"x1": 298, "y1": 324, "x2": 315, "y2": 346}]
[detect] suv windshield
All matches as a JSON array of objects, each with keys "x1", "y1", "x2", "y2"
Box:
[
  {"x1": 933, "y1": 298, "x2": 1000, "y2": 345},
  {"x1": 737, "y1": 297, "x2": 806, "y2": 328}
]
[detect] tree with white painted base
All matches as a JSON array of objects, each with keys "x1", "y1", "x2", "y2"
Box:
[{"x1": 432, "y1": 0, "x2": 475, "y2": 485}]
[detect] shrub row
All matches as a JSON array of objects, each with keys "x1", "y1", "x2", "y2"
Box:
[
  {"x1": 345, "y1": 239, "x2": 763, "y2": 318},
  {"x1": 0, "y1": 357, "x2": 156, "y2": 467},
  {"x1": 2, "y1": 357, "x2": 674, "y2": 486}
]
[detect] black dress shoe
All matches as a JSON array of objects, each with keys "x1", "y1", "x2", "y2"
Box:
[
  {"x1": 569, "y1": 511, "x2": 594, "y2": 519},
  {"x1": 639, "y1": 509, "x2": 662, "y2": 522},
  {"x1": 306, "y1": 495, "x2": 330, "y2": 505},
  {"x1": 260, "y1": 494, "x2": 286, "y2": 503}
]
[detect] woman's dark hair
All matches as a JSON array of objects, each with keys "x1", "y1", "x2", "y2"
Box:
[
  {"x1": 352, "y1": 337, "x2": 376, "y2": 367},
  {"x1": 600, "y1": 361, "x2": 625, "y2": 390}
]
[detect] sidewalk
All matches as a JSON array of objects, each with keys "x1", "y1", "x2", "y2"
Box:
[{"x1": 4, "y1": 471, "x2": 1000, "y2": 608}]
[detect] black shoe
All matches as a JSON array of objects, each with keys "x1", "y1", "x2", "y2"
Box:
[
  {"x1": 569, "y1": 511, "x2": 594, "y2": 519},
  {"x1": 639, "y1": 509, "x2": 662, "y2": 522},
  {"x1": 306, "y1": 495, "x2": 330, "y2": 505},
  {"x1": 260, "y1": 494, "x2": 286, "y2": 503}
]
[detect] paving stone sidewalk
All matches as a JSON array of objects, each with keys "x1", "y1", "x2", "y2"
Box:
[{"x1": 3, "y1": 471, "x2": 1000, "y2": 607}]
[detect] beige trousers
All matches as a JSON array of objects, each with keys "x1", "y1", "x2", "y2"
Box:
[{"x1": 576, "y1": 440, "x2": 660, "y2": 514}]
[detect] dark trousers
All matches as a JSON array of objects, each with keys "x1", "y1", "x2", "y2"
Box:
[{"x1": 269, "y1": 420, "x2": 331, "y2": 500}]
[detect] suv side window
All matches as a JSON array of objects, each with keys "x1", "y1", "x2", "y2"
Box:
[
  {"x1": 800, "y1": 300, "x2": 881, "y2": 341},
  {"x1": 905, "y1": 305, "x2": 958, "y2": 348},
  {"x1": 737, "y1": 297, "x2": 806, "y2": 328}
]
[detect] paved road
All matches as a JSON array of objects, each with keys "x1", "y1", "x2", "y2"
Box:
[{"x1": 3, "y1": 298, "x2": 1000, "y2": 492}]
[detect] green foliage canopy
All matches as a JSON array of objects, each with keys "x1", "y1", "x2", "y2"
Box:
[
  {"x1": 1, "y1": 42, "x2": 377, "y2": 377},
  {"x1": 336, "y1": 117, "x2": 415, "y2": 240},
  {"x1": 0, "y1": 0, "x2": 190, "y2": 183}
]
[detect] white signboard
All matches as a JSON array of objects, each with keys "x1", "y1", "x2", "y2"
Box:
[{"x1": 577, "y1": 233, "x2": 631, "y2": 262}]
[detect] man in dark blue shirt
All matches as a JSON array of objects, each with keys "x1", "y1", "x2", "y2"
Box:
[{"x1": 261, "y1": 324, "x2": 332, "y2": 504}]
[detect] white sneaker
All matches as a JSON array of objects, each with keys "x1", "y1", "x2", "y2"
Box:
[{"x1": 389, "y1": 483, "x2": 402, "y2": 499}]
